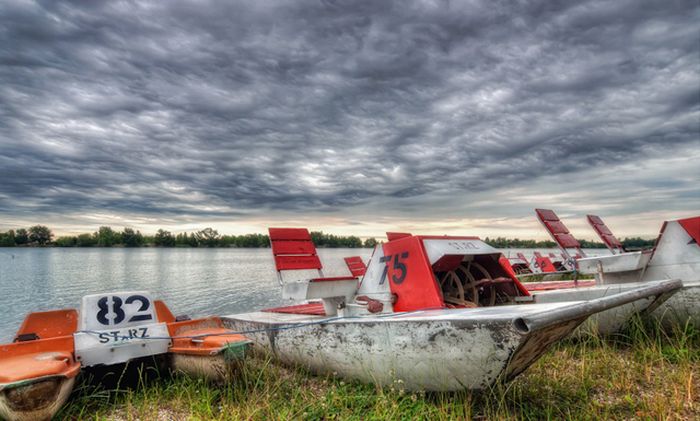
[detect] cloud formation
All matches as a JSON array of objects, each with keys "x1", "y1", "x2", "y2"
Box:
[{"x1": 0, "y1": 0, "x2": 698, "y2": 237}]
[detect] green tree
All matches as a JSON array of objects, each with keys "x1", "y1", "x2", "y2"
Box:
[
  {"x1": 175, "y1": 232, "x2": 187, "y2": 246},
  {"x1": 121, "y1": 228, "x2": 144, "y2": 247},
  {"x1": 236, "y1": 233, "x2": 269, "y2": 247},
  {"x1": 363, "y1": 238, "x2": 378, "y2": 248},
  {"x1": 195, "y1": 228, "x2": 220, "y2": 247},
  {"x1": 345, "y1": 235, "x2": 363, "y2": 248},
  {"x1": 154, "y1": 229, "x2": 175, "y2": 247},
  {"x1": 14, "y1": 228, "x2": 29, "y2": 245},
  {"x1": 621, "y1": 237, "x2": 655, "y2": 250},
  {"x1": 96, "y1": 226, "x2": 118, "y2": 247},
  {"x1": 76, "y1": 233, "x2": 97, "y2": 247},
  {"x1": 54, "y1": 236, "x2": 77, "y2": 247},
  {"x1": 28, "y1": 225, "x2": 53, "y2": 245},
  {"x1": 0, "y1": 230, "x2": 15, "y2": 247}
]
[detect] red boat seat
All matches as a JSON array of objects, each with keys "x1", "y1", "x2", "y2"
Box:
[
  {"x1": 263, "y1": 302, "x2": 326, "y2": 316},
  {"x1": 154, "y1": 300, "x2": 176, "y2": 323},
  {"x1": 167, "y1": 317, "x2": 249, "y2": 356},
  {"x1": 14, "y1": 309, "x2": 78, "y2": 342},
  {"x1": 526, "y1": 280, "x2": 597, "y2": 291},
  {"x1": 535, "y1": 209, "x2": 585, "y2": 257},
  {"x1": 0, "y1": 336, "x2": 80, "y2": 384},
  {"x1": 311, "y1": 276, "x2": 357, "y2": 282},
  {"x1": 269, "y1": 227, "x2": 357, "y2": 282},
  {"x1": 268, "y1": 228, "x2": 359, "y2": 310},
  {"x1": 269, "y1": 228, "x2": 322, "y2": 272},
  {"x1": 344, "y1": 256, "x2": 367, "y2": 277},
  {"x1": 587, "y1": 214, "x2": 625, "y2": 254}
]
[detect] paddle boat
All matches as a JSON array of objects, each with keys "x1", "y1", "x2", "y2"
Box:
[
  {"x1": 524, "y1": 210, "x2": 700, "y2": 331},
  {"x1": 222, "y1": 228, "x2": 681, "y2": 391},
  {"x1": 0, "y1": 292, "x2": 249, "y2": 420},
  {"x1": 0, "y1": 310, "x2": 79, "y2": 421},
  {"x1": 506, "y1": 252, "x2": 532, "y2": 275}
]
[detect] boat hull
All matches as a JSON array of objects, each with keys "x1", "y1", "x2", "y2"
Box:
[
  {"x1": 224, "y1": 308, "x2": 581, "y2": 391},
  {"x1": 0, "y1": 376, "x2": 75, "y2": 421},
  {"x1": 223, "y1": 280, "x2": 680, "y2": 391},
  {"x1": 647, "y1": 280, "x2": 700, "y2": 330},
  {"x1": 527, "y1": 280, "x2": 698, "y2": 334},
  {"x1": 171, "y1": 341, "x2": 250, "y2": 382},
  {"x1": 167, "y1": 318, "x2": 251, "y2": 383}
]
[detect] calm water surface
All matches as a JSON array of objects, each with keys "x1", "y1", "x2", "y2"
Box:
[
  {"x1": 0, "y1": 248, "x2": 374, "y2": 342},
  {"x1": 0, "y1": 247, "x2": 607, "y2": 341}
]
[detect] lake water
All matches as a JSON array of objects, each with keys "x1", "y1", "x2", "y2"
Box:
[{"x1": 0, "y1": 247, "x2": 608, "y2": 342}]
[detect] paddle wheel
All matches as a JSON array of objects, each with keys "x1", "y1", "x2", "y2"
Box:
[{"x1": 438, "y1": 261, "x2": 497, "y2": 307}]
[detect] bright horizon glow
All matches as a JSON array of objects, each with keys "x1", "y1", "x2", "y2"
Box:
[{"x1": 0, "y1": 211, "x2": 679, "y2": 241}]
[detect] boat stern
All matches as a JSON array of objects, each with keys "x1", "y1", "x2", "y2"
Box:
[
  {"x1": 168, "y1": 317, "x2": 252, "y2": 382},
  {"x1": 0, "y1": 336, "x2": 80, "y2": 421}
]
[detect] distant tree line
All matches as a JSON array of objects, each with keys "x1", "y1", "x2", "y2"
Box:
[
  {"x1": 0, "y1": 227, "x2": 378, "y2": 248},
  {"x1": 0, "y1": 226, "x2": 53, "y2": 246},
  {"x1": 0, "y1": 226, "x2": 656, "y2": 249},
  {"x1": 483, "y1": 236, "x2": 656, "y2": 249}
]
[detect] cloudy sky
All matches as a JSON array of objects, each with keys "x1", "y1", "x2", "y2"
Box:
[{"x1": 0, "y1": 0, "x2": 698, "y2": 240}]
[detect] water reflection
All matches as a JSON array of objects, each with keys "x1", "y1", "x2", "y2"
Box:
[{"x1": 0, "y1": 248, "x2": 372, "y2": 341}]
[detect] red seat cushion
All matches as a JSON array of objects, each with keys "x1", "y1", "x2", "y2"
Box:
[{"x1": 310, "y1": 276, "x2": 357, "y2": 282}]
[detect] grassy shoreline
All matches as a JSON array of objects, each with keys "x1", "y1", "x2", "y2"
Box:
[{"x1": 57, "y1": 321, "x2": 698, "y2": 420}]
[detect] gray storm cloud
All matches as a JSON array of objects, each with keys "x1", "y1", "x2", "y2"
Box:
[{"x1": 0, "y1": 0, "x2": 698, "y2": 230}]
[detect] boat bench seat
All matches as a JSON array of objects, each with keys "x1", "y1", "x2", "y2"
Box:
[
  {"x1": 269, "y1": 227, "x2": 361, "y2": 315},
  {"x1": 0, "y1": 352, "x2": 75, "y2": 384},
  {"x1": 310, "y1": 276, "x2": 357, "y2": 282},
  {"x1": 0, "y1": 337, "x2": 79, "y2": 384},
  {"x1": 14, "y1": 309, "x2": 78, "y2": 342},
  {"x1": 170, "y1": 327, "x2": 249, "y2": 356},
  {"x1": 167, "y1": 317, "x2": 250, "y2": 356},
  {"x1": 344, "y1": 256, "x2": 367, "y2": 277}
]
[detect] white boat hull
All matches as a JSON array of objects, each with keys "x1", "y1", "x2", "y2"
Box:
[
  {"x1": 224, "y1": 308, "x2": 580, "y2": 391},
  {"x1": 648, "y1": 280, "x2": 700, "y2": 330},
  {"x1": 222, "y1": 280, "x2": 680, "y2": 391},
  {"x1": 528, "y1": 280, "x2": 698, "y2": 334}
]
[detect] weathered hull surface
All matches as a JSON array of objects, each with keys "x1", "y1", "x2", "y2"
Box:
[
  {"x1": 222, "y1": 280, "x2": 680, "y2": 391},
  {"x1": 224, "y1": 308, "x2": 581, "y2": 391},
  {"x1": 0, "y1": 376, "x2": 75, "y2": 421},
  {"x1": 172, "y1": 353, "x2": 238, "y2": 382},
  {"x1": 167, "y1": 317, "x2": 251, "y2": 383},
  {"x1": 647, "y1": 280, "x2": 700, "y2": 330},
  {"x1": 527, "y1": 279, "x2": 697, "y2": 334},
  {"x1": 171, "y1": 340, "x2": 250, "y2": 382}
]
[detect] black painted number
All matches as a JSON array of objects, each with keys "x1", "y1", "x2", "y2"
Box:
[
  {"x1": 97, "y1": 296, "x2": 124, "y2": 325},
  {"x1": 125, "y1": 295, "x2": 152, "y2": 322},
  {"x1": 392, "y1": 252, "x2": 409, "y2": 284},
  {"x1": 96, "y1": 295, "x2": 153, "y2": 326},
  {"x1": 379, "y1": 252, "x2": 409, "y2": 285}
]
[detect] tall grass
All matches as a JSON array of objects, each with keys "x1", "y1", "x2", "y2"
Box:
[{"x1": 56, "y1": 320, "x2": 698, "y2": 420}]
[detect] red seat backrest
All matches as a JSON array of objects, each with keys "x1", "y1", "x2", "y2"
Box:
[
  {"x1": 15, "y1": 309, "x2": 78, "y2": 341},
  {"x1": 386, "y1": 232, "x2": 412, "y2": 241},
  {"x1": 154, "y1": 300, "x2": 176, "y2": 323},
  {"x1": 535, "y1": 209, "x2": 582, "y2": 251},
  {"x1": 269, "y1": 228, "x2": 322, "y2": 271},
  {"x1": 587, "y1": 214, "x2": 625, "y2": 252},
  {"x1": 344, "y1": 256, "x2": 367, "y2": 277}
]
